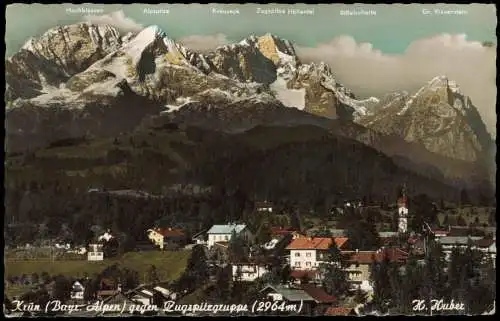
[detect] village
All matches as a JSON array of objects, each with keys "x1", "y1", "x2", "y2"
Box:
[{"x1": 4, "y1": 191, "x2": 497, "y2": 316}]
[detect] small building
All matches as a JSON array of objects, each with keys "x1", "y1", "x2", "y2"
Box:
[
  {"x1": 473, "y1": 237, "x2": 496, "y2": 264},
  {"x1": 341, "y1": 248, "x2": 409, "y2": 289},
  {"x1": 192, "y1": 229, "x2": 208, "y2": 245},
  {"x1": 437, "y1": 236, "x2": 484, "y2": 260},
  {"x1": 70, "y1": 281, "x2": 85, "y2": 300},
  {"x1": 255, "y1": 201, "x2": 274, "y2": 213},
  {"x1": 259, "y1": 284, "x2": 316, "y2": 315},
  {"x1": 87, "y1": 244, "x2": 104, "y2": 261},
  {"x1": 147, "y1": 228, "x2": 187, "y2": 250},
  {"x1": 98, "y1": 231, "x2": 114, "y2": 243},
  {"x1": 206, "y1": 224, "x2": 253, "y2": 249},
  {"x1": 129, "y1": 285, "x2": 174, "y2": 305},
  {"x1": 259, "y1": 284, "x2": 336, "y2": 315},
  {"x1": 96, "y1": 278, "x2": 120, "y2": 300},
  {"x1": 232, "y1": 263, "x2": 270, "y2": 282}
]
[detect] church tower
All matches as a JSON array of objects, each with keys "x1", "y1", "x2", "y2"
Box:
[{"x1": 397, "y1": 185, "x2": 408, "y2": 233}]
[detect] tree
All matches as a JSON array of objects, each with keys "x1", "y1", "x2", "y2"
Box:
[
  {"x1": 215, "y1": 266, "x2": 231, "y2": 301},
  {"x1": 103, "y1": 238, "x2": 120, "y2": 258},
  {"x1": 41, "y1": 271, "x2": 51, "y2": 284},
  {"x1": 281, "y1": 264, "x2": 292, "y2": 284},
  {"x1": 488, "y1": 210, "x2": 496, "y2": 226},
  {"x1": 31, "y1": 273, "x2": 40, "y2": 285},
  {"x1": 319, "y1": 242, "x2": 351, "y2": 298},
  {"x1": 228, "y1": 231, "x2": 249, "y2": 263},
  {"x1": 460, "y1": 189, "x2": 470, "y2": 206},
  {"x1": 346, "y1": 218, "x2": 380, "y2": 251},
  {"x1": 255, "y1": 223, "x2": 272, "y2": 245},
  {"x1": 146, "y1": 265, "x2": 160, "y2": 285},
  {"x1": 457, "y1": 215, "x2": 467, "y2": 226},
  {"x1": 53, "y1": 274, "x2": 72, "y2": 302},
  {"x1": 442, "y1": 214, "x2": 449, "y2": 228},
  {"x1": 179, "y1": 245, "x2": 209, "y2": 292},
  {"x1": 122, "y1": 268, "x2": 140, "y2": 291},
  {"x1": 371, "y1": 254, "x2": 392, "y2": 310},
  {"x1": 354, "y1": 288, "x2": 369, "y2": 305},
  {"x1": 83, "y1": 277, "x2": 99, "y2": 302}
]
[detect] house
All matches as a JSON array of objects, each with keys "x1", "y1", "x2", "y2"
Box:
[
  {"x1": 259, "y1": 284, "x2": 336, "y2": 315},
  {"x1": 341, "y1": 248, "x2": 409, "y2": 290},
  {"x1": 96, "y1": 278, "x2": 120, "y2": 300},
  {"x1": 206, "y1": 224, "x2": 253, "y2": 249},
  {"x1": 300, "y1": 284, "x2": 337, "y2": 315},
  {"x1": 129, "y1": 285, "x2": 175, "y2": 305},
  {"x1": 70, "y1": 280, "x2": 85, "y2": 300},
  {"x1": 255, "y1": 201, "x2": 274, "y2": 213},
  {"x1": 290, "y1": 270, "x2": 322, "y2": 285},
  {"x1": 259, "y1": 284, "x2": 316, "y2": 315},
  {"x1": 87, "y1": 243, "x2": 104, "y2": 261},
  {"x1": 430, "y1": 229, "x2": 450, "y2": 238},
  {"x1": 437, "y1": 236, "x2": 484, "y2": 260},
  {"x1": 192, "y1": 229, "x2": 208, "y2": 245},
  {"x1": 473, "y1": 237, "x2": 496, "y2": 264},
  {"x1": 232, "y1": 263, "x2": 270, "y2": 282},
  {"x1": 286, "y1": 237, "x2": 349, "y2": 270},
  {"x1": 98, "y1": 231, "x2": 114, "y2": 243},
  {"x1": 147, "y1": 228, "x2": 187, "y2": 250},
  {"x1": 330, "y1": 229, "x2": 347, "y2": 237}
]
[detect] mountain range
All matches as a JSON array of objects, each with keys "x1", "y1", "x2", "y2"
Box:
[{"x1": 5, "y1": 23, "x2": 495, "y2": 192}]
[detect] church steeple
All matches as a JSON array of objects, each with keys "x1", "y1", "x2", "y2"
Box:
[
  {"x1": 397, "y1": 183, "x2": 408, "y2": 233},
  {"x1": 397, "y1": 184, "x2": 408, "y2": 208}
]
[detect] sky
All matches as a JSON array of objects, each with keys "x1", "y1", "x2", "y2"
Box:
[{"x1": 5, "y1": 3, "x2": 498, "y2": 135}]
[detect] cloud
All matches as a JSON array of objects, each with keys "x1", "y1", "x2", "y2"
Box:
[
  {"x1": 83, "y1": 10, "x2": 143, "y2": 34},
  {"x1": 177, "y1": 34, "x2": 230, "y2": 52},
  {"x1": 295, "y1": 34, "x2": 497, "y2": 136}
]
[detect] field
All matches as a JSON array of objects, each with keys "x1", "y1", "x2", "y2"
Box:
[{"x1": 5, "y1": 250, "x2": 191, "y2": 284}]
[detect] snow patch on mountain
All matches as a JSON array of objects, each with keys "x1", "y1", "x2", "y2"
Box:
[
  {"x1": 163, "y1": 96, "x2": 198, "y2": 113},
  {"x1": 270, "y1": 77, "x2": 305, "y2": 110}
]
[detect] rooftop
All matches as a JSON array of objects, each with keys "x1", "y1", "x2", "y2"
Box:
[
  {"x1": 342, "y1": 248, "x2": 409, "y2": 264},
  {"x1": 286, "y1": 237, "x2": 348, "y2": 250},
  {"x1": 260, "y1": 284, "x2": 314, "y2": 302},
  {"x1": 438, "y1": 236, "x2": 483, "y2": 245},
  {"x1": 300, "y1": 284, "x2": 336, "y2": 304},
  {"x1": 207, "y1": 224, "x2": 247, "y2": 235},
  {"x1": 325, "y1": 307, "x2": 355, "y2": 316},
  {"x1": 270, "y1": 227, "x2": 300, "y2": 236},
  {"x1": 150, "y1": 228, "x2": 185, "y2": 238}
]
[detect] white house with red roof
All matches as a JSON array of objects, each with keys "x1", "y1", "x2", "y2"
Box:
[{"x1": 286, "y1": 237, "x2": 349, "y2": 271}]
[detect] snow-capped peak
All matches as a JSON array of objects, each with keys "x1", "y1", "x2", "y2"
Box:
[{"x1": 427, "y1": 75, "x2": 449, "y2": 90}]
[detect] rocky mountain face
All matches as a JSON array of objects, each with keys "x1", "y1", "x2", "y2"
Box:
[
  {"x1": 4, "y1": 23, "x2": 494, "y2": 188},
  {"x1": 5, "y1": 24, "x2": 124, "y2": 100},
  {"x1": 5, "y1": 23, "x2": 378, "y2": 151},
  {"x1": 357, "y1": 76, "x2": 493, "y2": 163}
]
